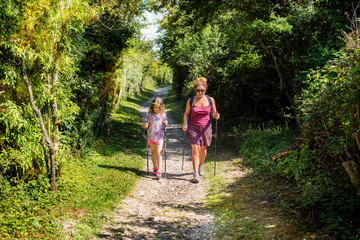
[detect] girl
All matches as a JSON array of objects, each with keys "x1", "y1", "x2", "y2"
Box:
[{"x1": 144, "y1": 97, "x2": 168, "y2": 179}]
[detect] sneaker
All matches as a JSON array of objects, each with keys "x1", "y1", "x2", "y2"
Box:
[
  {"x1": 199, "y1": 165, "x2": 204, "y2": 176},
  {"x1": 156, "y1": 172, "x2": 162, "y2": 179},
  {"x1": 152, "y1": 167, "x2": 158, "y2": 175},
  {"x1": 191, "y1": 173, "x2": 200, "y2": 183}
]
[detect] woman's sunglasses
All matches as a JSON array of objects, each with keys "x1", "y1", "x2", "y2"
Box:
[{"x1": 196, "y1": 89, "x2": 205, "y2": 93}]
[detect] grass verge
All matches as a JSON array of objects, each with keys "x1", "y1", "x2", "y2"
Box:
[
  {"x1": 0, "y1": 86, "x2": 155, "y2": 239},
  {"x1": 204, "y1": 124, "x2": 321, "y2": 239}
]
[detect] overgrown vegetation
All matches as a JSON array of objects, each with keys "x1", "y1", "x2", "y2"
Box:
[
  {"x1": 237, "y1": 123, "x2": 360, "y2": 238},
  {"x1": 0, "y1": 0, "x2": 172, "y2": 192},
  {"x1": 0, "y1": 87, "x2": 154, "y2": 239}
]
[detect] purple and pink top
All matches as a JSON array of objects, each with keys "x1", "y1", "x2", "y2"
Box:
[{"x1": 146, "y1": 113, "x2": 167, "y2": 143}]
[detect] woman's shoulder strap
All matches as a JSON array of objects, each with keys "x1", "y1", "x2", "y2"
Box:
[
  {"x1": 189, "y1": 96, "x2": 195, "y2": 106},
  {"x1": 206, "y1": 95, "x2": 213, "y2": 111}
]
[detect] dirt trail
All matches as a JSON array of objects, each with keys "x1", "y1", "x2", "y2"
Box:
[{"x1": 95, "y1": 86, "x2": 215, "y2": 239}]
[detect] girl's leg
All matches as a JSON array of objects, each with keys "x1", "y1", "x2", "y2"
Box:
[
  {"x1": 191, "y1": 144, "x2": 200, "y2": 173},
  {"x1": 154, "y1": 143, "x2": 163, "y2": 172},
  {"x1": 150, "y1": 144, "x2": 157, "y2": 169},
  {"x1": 150, "y1": 143, "x2": 163, "y2": 171}
]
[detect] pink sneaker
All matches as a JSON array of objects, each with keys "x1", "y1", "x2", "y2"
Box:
[
  {"x1": 152, "y1": 167, "x2": 158, "y2": 175},
  {"x1": 156, "y1": 172, "x2": 162, "y2": 179}
]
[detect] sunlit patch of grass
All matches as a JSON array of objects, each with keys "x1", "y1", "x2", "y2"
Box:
[{"x1": 206, "y1": 166, "x2": 310, "y2": 239}]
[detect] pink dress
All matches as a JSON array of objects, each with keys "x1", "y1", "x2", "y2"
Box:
[
  {"x1": 187, "y1": 105, "x2": 212, "y2": 146},
  {"x1": 146, "y1": 113, "x2": 167, "y2": 146}
]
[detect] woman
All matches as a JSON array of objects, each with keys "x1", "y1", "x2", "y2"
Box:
[{"x1": 182, "y1": 77, "x2": 220, "y2": 183}]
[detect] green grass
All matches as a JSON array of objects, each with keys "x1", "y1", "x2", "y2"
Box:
[
  {"x1": 164, "y1": 86, "x2": 185, "y2": 124},
  {"x1": 0, "y1": 86, "x2": 156, "y2": 239},
  {"x1": 236, "y1": 125, "x2": 298, "y2": 171},
  {"x1": 204, "y1": 124, "x2": 315, "y2": 239},
  {"x1": 0, "y1": 177, "x2": 63, "y2": 239}
]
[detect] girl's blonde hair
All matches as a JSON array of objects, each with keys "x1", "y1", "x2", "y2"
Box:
[
  {"x1": 149, "y1": 97, "x2": 165, "y2": 114},
  {"x1": 193, "y1": 77, "x2": 208, "y2": 90}
]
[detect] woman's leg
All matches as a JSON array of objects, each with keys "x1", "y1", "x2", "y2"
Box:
[
  {"x1": 191, "y1": 144, "x2": 200, "y2": 173},
  {"x1": 199, "y1": 146, "x2": 207, "y2": 167}
]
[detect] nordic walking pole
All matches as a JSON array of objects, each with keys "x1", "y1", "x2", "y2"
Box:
[
  {"x1": 163, "y1": 125, "x2": 167, "y2": 178},
  {"x1": 182, "y1": 129, "x2": 186, "y2": 171},
  {"x1": 145, "y1": 127, "x2": 149, "y2": 175},
  {"x1": 214, "y1": 112, "x2": 218, "y2": 176}
]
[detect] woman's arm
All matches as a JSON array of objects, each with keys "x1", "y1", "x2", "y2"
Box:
[
  {"x1": 211, "y1": 97, "x2": 220, "y2": 120},
  {"x1": 182, "y1": 99, "x2": 190, "y2": 131}
]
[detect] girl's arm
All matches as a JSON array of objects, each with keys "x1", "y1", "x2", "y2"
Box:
[
  {"x1": 144, "y1": 120, "x2": 149, "y2": 129},
  {"x1": 144, "y1": 113, "x2": 150, "y2": 129},
  {"x1": 163, "y1": 113, "x2": 168, "y2": 126}
]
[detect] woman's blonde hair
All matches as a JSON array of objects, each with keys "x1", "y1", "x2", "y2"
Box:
[
  {"x1": 193, "y1": 77, "x2": 208, "y2": 90},
  {"x1": 149, "y1": 97, "x2": 165, "y2": 114}
]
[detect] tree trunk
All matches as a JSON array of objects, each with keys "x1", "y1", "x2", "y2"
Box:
[
  {"x1": 51, "y1": 66, "x2": 60, "y2": 157},
  {"x1": 255, "y1": 35, "x2": 295, "y2": 106},
  {"x1": 114, "y1": 87, "x2": 123, "y2": 110},
  {"x1": 22, "y1": 55, "x2": 56, "y2": 191},
  {"x1": 342, "y1": 160, "x2": 360, "y2": 196},
  {"x1": 42, "y1": 138, "x2": 51, "y2": 176},
  {"x1": 49, "y1": 146, "x2": 57, "y2": 192}
]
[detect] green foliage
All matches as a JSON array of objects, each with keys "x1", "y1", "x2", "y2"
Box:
[
  {"x1": 237, "y1": 123, "x2": 298, "y2": 171},
  {"x1": 0, "y1": 0, "x2": 159, "y2": 184},
  {"x1": 0, "y1": 176, "x2": 63, "y2": 239},
  {"x1": 279, "y1": 28, "x2": 360, "y2": 236},
  {"x1": 0, "y1": 86, "x2": 155, "y2": 239},
  {"x1": 0, "y1": 101, "x2": 44, "y2": 178},
  {"x1": 236, "y1": 121, "x2": 360, "y2": 238},
  {"x1": 158, "y1": 0, "x2": 351, "y2": 122},
  {"x1": 236, "y1": 24, "x2": 360, "y2": 235}
]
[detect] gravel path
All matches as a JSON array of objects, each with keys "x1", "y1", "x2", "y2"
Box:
[{"x1": 95, "y1": 86, "x2": 215, "y2": 240}]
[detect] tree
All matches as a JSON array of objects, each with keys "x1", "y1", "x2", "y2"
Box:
[
  {"x1": 157, "y1": 0, "x2": 353, "y2": 122},
  {"x1": 0, "y1": 0, "x2": 145, "y2": 191}
]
